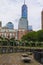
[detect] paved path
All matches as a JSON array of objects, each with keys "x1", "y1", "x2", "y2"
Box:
[{"x1": 0, "y1": 53, "x2": 42, "y2": 65}]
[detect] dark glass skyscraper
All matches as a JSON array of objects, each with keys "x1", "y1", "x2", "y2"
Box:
[
  {"x1": 22, "y1": 4, "x2": 27, "y2": 19},
  {"x1": 6, "y1": 22, "x2": 14, "y2": 29},
  {"x1": 18, "y1": 0, "x2": 28, "y2": 30}
]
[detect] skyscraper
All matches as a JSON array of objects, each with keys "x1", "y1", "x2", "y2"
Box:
[
  {"x1": 22, "y1": 0, "x2": 27, "y2": 19},
  {"x1": 18, "y1": 0, "x2": 29, "y2": 40},
  {"x1": 6, "y1": 22, "x2": 14, "y2": 29},
  {"x1": 0, "y1": 21, "x2": 2, "y2": 27},
  {"x1": 18, "y1": 0, "x2": 28, "y2": 30},
  {"x1": 41, "y1": 10, "x2": 43, "y2": 30}
]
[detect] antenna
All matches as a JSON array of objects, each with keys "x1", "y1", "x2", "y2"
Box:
[{"x1": 24, "y1": 0, "x2": 25, "y2": 4}]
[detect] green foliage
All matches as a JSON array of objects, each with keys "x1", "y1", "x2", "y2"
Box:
[
  {"x1": 37, "y1": 30, "x2": 43, "y2": 41},
  {"x1": 21, "y1": 30, "x2": 43, "y2": 42},
  {"x1": 10, "y1": 38, "x2": 16, "y2": 46},
  {"x1": 21, "y1": 30, "x2": 43, "y2": 47},
  {"x1": 22, "y1": 31, "x2": 37, "y2": 41},
  {"x1": 2, "y1": 40, "x2": 8, "y2": 46}
]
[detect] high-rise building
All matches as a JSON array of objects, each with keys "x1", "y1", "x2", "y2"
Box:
[
  {"x1": 6, "y1": 22, "x2": 14, "y2": 29},
  {"x1": 18, "y1": 0, "x2": 28, "y2": 30},
  {"x1": 41, "y1": 10, "x2": 43, "y2": 30},
  {"x1": 28, "y1": 26, "x2": 32, "y2": 31},
  {"x1": 0, "y1": 21, "x2": 2, "y2": 27},
  {"x1": 18, "y1": 0, "x2": 29, "y2": 40},
  {"x1": 22, "y1": 0, "x2": 27, "y2": 19}
]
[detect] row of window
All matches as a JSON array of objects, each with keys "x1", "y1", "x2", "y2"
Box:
[{"x1": 0, "y1": 33, "x2": 15, "y2": 38}]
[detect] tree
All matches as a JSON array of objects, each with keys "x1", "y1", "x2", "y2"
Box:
[
  {"x1": 21, "y1": 31, "x2": 37, "y2": 42},
  {"x1": 37, "y1": 30, "x2": 43, "y2": 41},
  {"x1": 10, "y1": 38, "x2": 16, "y2": 46}
]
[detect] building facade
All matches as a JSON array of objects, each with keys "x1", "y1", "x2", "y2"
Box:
[
  {"x1": 0, "y1": 27, "x2": 17, "y2": 39},
  {"x1": 41, "y1": 10, "x2": 43, "y2": 30}
]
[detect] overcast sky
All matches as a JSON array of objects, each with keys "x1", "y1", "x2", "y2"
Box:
[{"x1": 0, "y1": 0, "x2": 43, "y2": 31}]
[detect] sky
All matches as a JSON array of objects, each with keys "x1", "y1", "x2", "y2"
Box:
[{"x1": 0, "y1": 0, "x2": 43, "y2": 31}]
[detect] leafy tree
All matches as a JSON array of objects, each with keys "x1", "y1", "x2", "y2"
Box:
[
  {"x1": 21, "y1": 30, "x2": 43, "y2": 47},
  {"x1": 37, "y1": 30, "x2": 43, "y2": 41},
  {"x1": 21, "y1": 31, "x2": 37, "y2": 42},
  {"x1": 10, "y1": 38, "x2": 16, "y2": 46}
]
